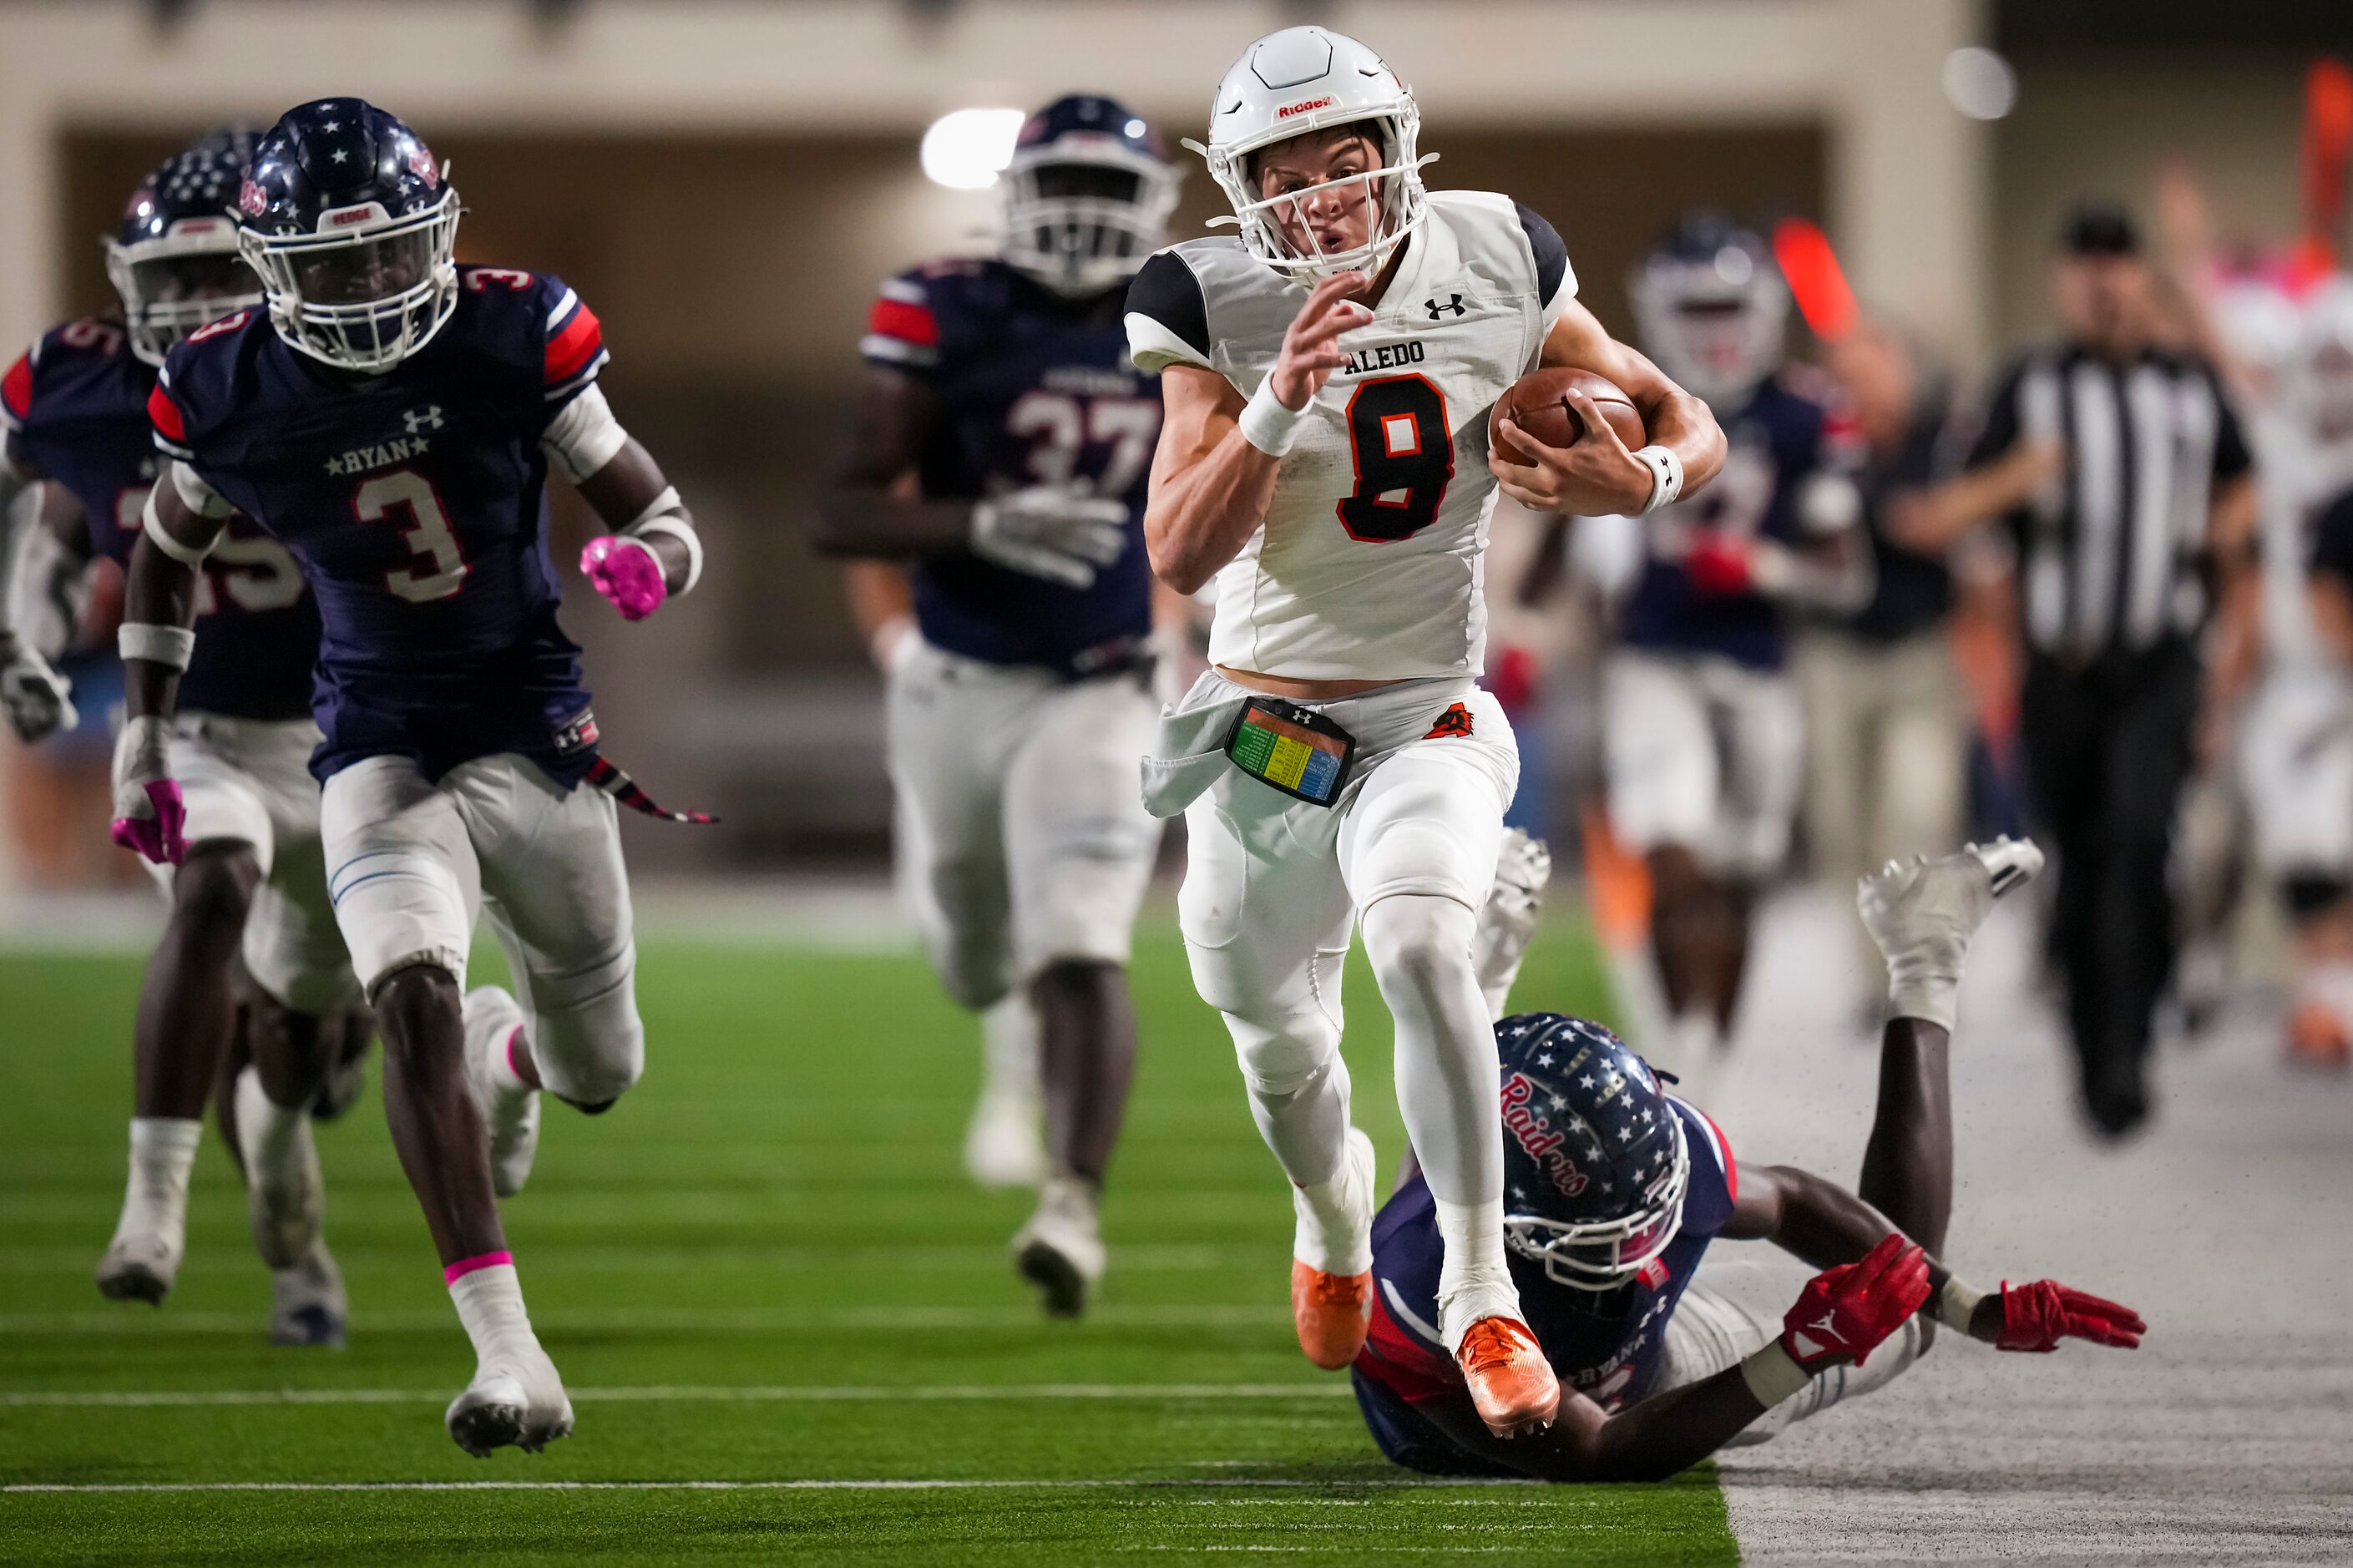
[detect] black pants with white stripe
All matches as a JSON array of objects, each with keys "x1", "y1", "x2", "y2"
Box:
[{"x1": 2020, "y1": 641, "x2": 2199, "y2": 1113}]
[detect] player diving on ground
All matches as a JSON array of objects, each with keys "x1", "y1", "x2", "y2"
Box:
[
  {"x1": 1351, "y1": 837, "x2": 2148, "y2": 1479},
  {"x1": 1127, "y1": 24, "x2": 1728, "y2": 1439}
]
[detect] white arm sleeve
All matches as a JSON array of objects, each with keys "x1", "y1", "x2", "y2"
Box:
[
  {"x1": 540, "y1": 383, "x2": 631, "y2": 484},
  {"x1": 143, "y1": 468, "x2": 229, "y2": 565},
  {"x1": 170, "y1": 460, "x2": 236, "y2": 519}
]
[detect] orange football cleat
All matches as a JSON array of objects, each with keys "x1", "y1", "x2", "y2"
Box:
[
  {"x1": 2286, "y1": 1000, "x2": 2352, "y2": 1070},
  {"x1": 1290, "y1": 1262, "x2": 1372, "y2": 1369},
  {"x1": 1456, "y1": 1317, "x2": 1561, "y2": 1437}
]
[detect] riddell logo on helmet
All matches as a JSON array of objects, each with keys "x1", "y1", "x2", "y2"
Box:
[
  {"x1": 1277, "y1": 97, "x2": 1336, "y2": 119},
  {"x1": 1501, "y1": 1074, "x2": 1590, "y2": 1197}
]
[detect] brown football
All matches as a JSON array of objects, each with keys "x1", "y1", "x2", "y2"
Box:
[{"x1": 1493, "y1": 367, "x2": 1647, "y2": 454}]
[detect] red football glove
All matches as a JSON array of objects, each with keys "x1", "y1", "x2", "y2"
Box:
[
  {"x1": 1485, "y1": 643, "x2": 1540, "y2": 711},
  {"x1": 1683, "y1": 534, "x2": 1756, "y2": 596},
  {"x1": 1780, "y1": 1233, "x2": 1930, "y2": 1371},
  {"x1": 1994, "y1": 1279, "x2": 2146, "y2": 1353}
]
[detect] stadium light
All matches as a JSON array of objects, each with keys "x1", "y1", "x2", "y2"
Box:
[
  {"x1": 1942, "y1": 47, "x2": 2017, "y2": 121},
  {"x1": 921, "y1": 108, "x2": 1025, "y2": 190}
]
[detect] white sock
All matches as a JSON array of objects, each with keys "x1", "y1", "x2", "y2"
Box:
[
  {"x1": 488, "y1": 1027, "x2": 533, "y2": 1098},
  {"x1": 116, "y1": 1117, "x2": 201, "y2": 1244},
  {"x1": 448, "y1": 1260, "x2": 540, "y2": 1371},
  {"x1": 1433, "y1": 1196, "x2": 1521, "y2": 1350},
  {"x1": 1247, "y1": 1050, "x2": 1354, "y2": 1190},
  {"x1": 1291, "y1": 1145, "x2": 1370, "y2": 1276},
  {"x1": 981, "y1": 993, "x2": 1041, "y2": 1105},
  {"x1": 235, "y1": 1067, "x2": 308, "y2": 1181}
]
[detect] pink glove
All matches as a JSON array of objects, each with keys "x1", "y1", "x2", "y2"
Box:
[
  {"x1": 1995, "y1": 1279, "x2": 2145, "y2": 1353},
  {"x1": 580, "y1": 536, "x2": 666, "y2": 621},
  {"x1": 1780, "y1": 1232, "x2": 1930, "y2": 1370},
  {"x1": 1684, "y1": 534, "x2": 1756, "y2": 597},
  {"x1": 112, "y1": 778, "x2": 188, "y2": 867}
]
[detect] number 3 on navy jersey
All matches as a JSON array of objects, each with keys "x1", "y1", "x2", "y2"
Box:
[
  {"x1": 354, "y1": 470, "x2": 469, "y2": 602},
  {"x1": 1338, "y1": 375, "x2": 1453, "y2": 543}
]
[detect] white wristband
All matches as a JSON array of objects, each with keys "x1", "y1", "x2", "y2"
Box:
[
  {"x1": 624, "y1": 488, "x2": 702, "y2": 596},
  {"x1": 1237, "y1": 377, "x2": 1308, "y2": 458},
  {"x1": 1936, "y1": 1277, "x2": 1988, "y2": 1330},
  {"x1": 119, "y1": 623, "x2": 195, "y2": 670},
  {"x1": 1738, "y1": 1340, "x2": 1812, "y2": 1407},
  {"x1": 1632, "y1": 445, "x2": 1684, "y2": 516}
]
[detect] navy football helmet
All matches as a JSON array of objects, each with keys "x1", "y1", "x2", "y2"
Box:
[
  {"x1": 236, "y1": 98, "x2": 460, "y2": 373},
  {"x1": 107, "y1": 129, "x2": 266, "y2": 367},
  {"x1": 1495, "y1": 1013, "x2": 1690, "y2": 1294},
  {"x1": 1628, "y1": 212, "x2": 1790, "y2": 409},
  {"x1": 1001, "y1": 94, "x2": 1181, "y2": 298}
]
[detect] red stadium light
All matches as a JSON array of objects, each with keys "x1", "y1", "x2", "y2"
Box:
[{"x1": 1771, "y1": 217, "x2": 1859, "y2": 342}]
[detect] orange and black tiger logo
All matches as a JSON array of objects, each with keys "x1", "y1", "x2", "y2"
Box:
[{"x1": 1423, "y1": 702, "x2": 1475, "y2": 741}]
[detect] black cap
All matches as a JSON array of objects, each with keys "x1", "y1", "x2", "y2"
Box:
[{"x1": 2057, "y1": 200, "x2": 2140, "y2": 257}]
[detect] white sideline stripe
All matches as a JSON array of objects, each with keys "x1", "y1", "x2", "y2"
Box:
[
  {"x1": 0, "y1": 1383, "x2": 1357, "y2": 1409},
  {"x1": 0, "y1": 1303, "x2": 1292, "y2": 1335},
  {"x1": 3, "y1": 1478, "x2": 1536, "y2": 1495}
]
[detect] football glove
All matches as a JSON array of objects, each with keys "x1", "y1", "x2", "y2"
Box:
[
  {"x1": 109, "y1": 715, "x2": 187, "y2": 867},
  {"x1": 1993, "y1": 1279, "x2": 2145, "y2": 1353},
  {"x1": 0, "y1": 631, "x2": 77, "y2": 742},
  {"x1": 1780, "y1": 1232, "x2": 1930, "y2": 1371},
  {"x1": 969, "y1": 486, "x2": 1128, "y2": 589},
  {"x1": 579, "y1": 536, "x2": 667, "y2": 621}
]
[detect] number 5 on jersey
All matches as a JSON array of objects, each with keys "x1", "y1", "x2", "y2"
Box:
[
  {"x1": 355, "y1": 469, "x2": 469, "y2": 602},
  {"x1": 1338, "y1": 375, "x2": 1454, "y2": 543}
]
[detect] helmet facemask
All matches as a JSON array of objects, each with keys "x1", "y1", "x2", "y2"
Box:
[
  {"x1": 1192, "y1": 104, "x2": 1435, "y2": 281},
  {"x1": 1502, "y1": 1112, "x2": 1691, "y2": 1294},
  {"x1": 1002, "y1": 146, "x2": 1180, "y2": 298},
  {"x1": 242, "y1": 187, "x2": 461, "y2": 375},
  {"x1": 1630, "y1": 247, "x2": 1790, "y2": 409},
  {"x1": 106, "y1": 227, "x2": 264, "y2": 367}
]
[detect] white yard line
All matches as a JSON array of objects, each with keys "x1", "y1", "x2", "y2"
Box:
[
  {"x1": 0, "y1": 1302, "x2": 1291, "y2": 1335},
  {"x1": 2, "y1": 1477, "x2": 1534, "y2": 1495},
  {"x1": 0, "y1": 1383, "x2": 1354, "y2": 1409}
]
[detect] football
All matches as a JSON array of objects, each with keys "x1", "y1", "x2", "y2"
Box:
[{"x1": 1493, "y1": 367, "x2": 1647, "y2": 453}]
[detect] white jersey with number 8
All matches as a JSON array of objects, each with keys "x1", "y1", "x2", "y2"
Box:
[{"x1": 1126, "y1": 190, "x2": 1575, "y2": 681}]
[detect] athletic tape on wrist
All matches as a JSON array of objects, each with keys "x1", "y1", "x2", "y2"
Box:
[
  {"x1": 625, "y1": 488, "x2": 701, "y2": 596},
  {"x1": 1740, "y1": 1340, "x2": 1813, "y2": 1407},
  {"x1": 118, "y1": 622, "x2": 195, "y2": 670},
  {"x1": 141, "y1": 489, "x2": 219, "y2": 564},
  {"x1": 1237, "y1": 377, "x2": 1308, "y2": 458},
  {"x1": 1632, "y1": 445, "x2": 1684, "y2": 516},
  {"x1": 1936, "y1": 1276, "x2": 1987, "y2": 1330}
]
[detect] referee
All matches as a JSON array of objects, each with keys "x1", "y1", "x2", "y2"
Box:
[{"x1": 1916, "y1": 203, "x2": 2257, "y2": 1136}]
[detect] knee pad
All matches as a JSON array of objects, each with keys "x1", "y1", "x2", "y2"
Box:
[
  {"x1": 1360, "y1": 893, "x2": 1477, "y2": 999},
  {"x1": 524, "y1": 943, "x2": 645, "y2": 1106},
  {"x1": 1223, "y1": 1000, "x2": 1343, "y2": 1100}
]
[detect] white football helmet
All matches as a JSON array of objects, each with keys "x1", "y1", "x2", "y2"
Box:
[
  {"x1": 1190, "y1": 26, "x2": 1435, "y2": 280},
  {"x1": 1629, "y1": 214, "x2": 1790, "y2": 411},
  {"x1": 2282, "y1": 274, "x2": 2353, "y2": 486}
]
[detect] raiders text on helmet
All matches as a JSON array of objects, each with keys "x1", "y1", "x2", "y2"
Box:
[{"x1": 1493, "y1": 1013, "x2": 1691, "y2": 1294}]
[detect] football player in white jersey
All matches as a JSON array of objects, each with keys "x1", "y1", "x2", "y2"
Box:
[{"x1": 1126, "y1": 26, "x2": 1725, "y2": 1439}]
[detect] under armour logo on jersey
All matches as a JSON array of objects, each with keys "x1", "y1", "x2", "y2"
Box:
[
  {"x1": 1424, "y1": 702, "x2": 1475, "y2": 740},
  {"x1": 402, "y1": 404, "x2": 445, "y2": 434},
  {"x1": 1424, "y1": 294, "x2": 1466, "y2": 320}
]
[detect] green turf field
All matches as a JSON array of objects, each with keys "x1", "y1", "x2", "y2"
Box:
[{"x1": 0, "y1": 916, "x2": 1738, "y2": 1564}]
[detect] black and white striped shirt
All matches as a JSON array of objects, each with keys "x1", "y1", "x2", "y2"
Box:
[{"x1": 1970, "y1": 345, "x2": 2252, "y2": 660}]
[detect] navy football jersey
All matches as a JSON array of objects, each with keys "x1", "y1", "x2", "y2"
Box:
[
  {"x1": 3, "y1": 318, "x2": 317, "y2": 721},
  {"x1": 1351, "y1": 1097, "x2": 1738, "y2": 1471},
  {"x1": 1617, "y1": 372, "x2": 1862, "y2": 670},
  {"x1": 861, "y1": 258, "x2": 1157, "y2": 675},
  {"x1": 153, "y1": 269, "x2": 609, "y2": 786}
]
